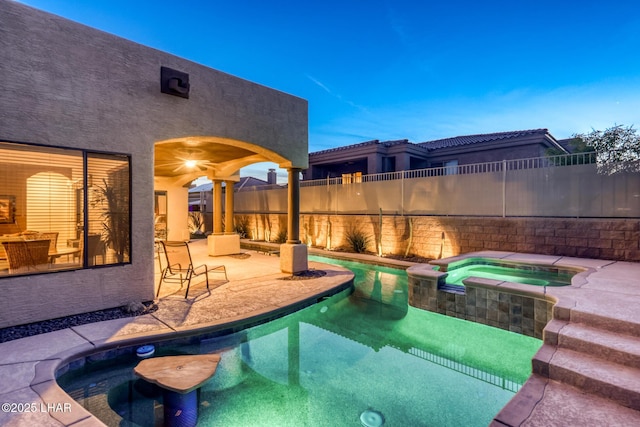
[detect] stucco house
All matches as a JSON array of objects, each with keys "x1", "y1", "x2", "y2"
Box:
[
  {"x1": 419, "y1": 129, "x2": 568, "y2": 168},
  {"x1": 303, "y1": 129, "x2": 568, "y2": 180},
  {"x1": 0, "y1": 0, "x2": 309, "y2": 328}
]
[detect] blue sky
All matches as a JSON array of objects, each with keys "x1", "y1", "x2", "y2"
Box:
[{"x1": 16, "y1": 0, "x2": 640, "y2": 180}]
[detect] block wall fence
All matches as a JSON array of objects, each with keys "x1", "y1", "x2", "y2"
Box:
[{"x1": 235, "y1": 214, "x2": 640, "y2": 263}]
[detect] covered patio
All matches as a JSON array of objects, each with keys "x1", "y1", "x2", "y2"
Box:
[
  {"x1": 153, "y1": 135, "x2": 309, "y2": 275},
  {"x1": 153, "y1": 239, "x2": 313, "y2": 301}
]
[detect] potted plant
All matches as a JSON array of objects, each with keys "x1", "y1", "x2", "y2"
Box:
[{"x1": 91, "y1": 177, "x2": 130, "y2": 263}]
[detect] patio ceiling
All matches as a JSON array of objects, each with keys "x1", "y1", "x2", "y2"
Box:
[{"x1": 154, "y1": 137, "x2": 289, "y2": 183}]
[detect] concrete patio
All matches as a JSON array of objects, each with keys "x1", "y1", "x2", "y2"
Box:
[{"x1": 1, "y1": 240, "x2": 640, "y2": 426}]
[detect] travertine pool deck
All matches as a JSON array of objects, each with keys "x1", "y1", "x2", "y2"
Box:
[{"x1": 1, "y1": 242, "x2": 640, "y2": 426}]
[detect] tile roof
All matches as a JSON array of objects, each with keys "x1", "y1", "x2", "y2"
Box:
[
  {"x1": 188, "y1": 176, "x2": 268, "y2": 192},
  {"x1": 418, "y1": 129, "x2": 550, "y2": 150},
  {"x1": 309, "y1": 139, "x2": 409, "y2": 156},
  {"x1": 310, "y1": 130, "x2": 553, "y2": 157}
]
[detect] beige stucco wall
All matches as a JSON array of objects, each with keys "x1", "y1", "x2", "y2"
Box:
[
  {"x1": 154, "y1": 178, "x2": 191, "y2": 241},
  {"x1": 0, "y1": 0, "x2": 308, "y2": 327}
]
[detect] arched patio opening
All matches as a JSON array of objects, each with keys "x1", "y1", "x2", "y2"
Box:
[{"x1": 153, "y1": 136, "x2": 306, "y2": 273}]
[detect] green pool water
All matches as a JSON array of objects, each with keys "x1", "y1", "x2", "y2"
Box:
[
  {"x1": 441, "y1": 259, "x2": 574, "y2": 287},
  {"x1": 58, "y1": 255, "x2": 541, "y2": 427}
]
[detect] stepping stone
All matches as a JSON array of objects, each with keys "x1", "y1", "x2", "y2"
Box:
[
  {"x1": 134, "y1": 354, "x2": 221, "y2": 394},
  {"x1": 134, "y1": 354, "x2": 221, "y2": 427}
]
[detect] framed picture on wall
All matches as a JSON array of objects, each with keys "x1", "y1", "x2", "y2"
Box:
[{"x1": 0, "y1": 195, "x2": 16, "y2": 224}]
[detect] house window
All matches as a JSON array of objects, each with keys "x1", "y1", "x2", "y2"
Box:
[
  {"x1": 444, "y1": 159, "x2": 459, "y2": 175},
  {"x1": 382, "y1": 156, "x2": 396, "y2": 173},
  {"x1": 0, "y1": 141, "x2": 131, "y2": 277},
  {"x1": 341, "y1": 172, "x2": 362, "y2": 184},
  {"x1": 87, "y1": 152, "x2": 131, "y2": 265}
]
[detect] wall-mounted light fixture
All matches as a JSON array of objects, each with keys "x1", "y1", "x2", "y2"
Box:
[{"x1": 161, "y1": 66, "x2": 190, "y2": 99}]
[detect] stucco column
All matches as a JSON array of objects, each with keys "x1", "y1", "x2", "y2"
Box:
[
  {"x1": 213, "y1": 179, "x2": 223, "y2": 234},
  {"x1": 224, "y1": 180, "x2": 235, "y2": 234},
  {"x1": 280, "y1": 168, "x2": 307, "y2": 274},
  {"x1": 208, "y1": 178, "x2": 240, "y2": 256},
  {"x1": 287, "y1": 168, "x2": 301, "y2": 243},
  {"x1": 367, "y1": 153, "x2": 380, "y2": 174}
]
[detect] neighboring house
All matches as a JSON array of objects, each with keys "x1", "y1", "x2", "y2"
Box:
[
  {"x1": 187, "y1": 176, "x2": 274, "y2": 234},
  {"x1": 188, "y1": 175, "x2": 275, "y2": 214},
  {"x1": 303, "y1": 139, "x2": 430, "y2": 180},
  {"x1": 303, "y1": 129, "x2": 569, "y2": 180},
  {"x1": 418, "y1": 129, "x2": 568, "y2": 168}
]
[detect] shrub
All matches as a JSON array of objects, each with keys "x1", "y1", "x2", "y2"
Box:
[
  {"x1": 234, "y1": 215, "x2": 250, "y2": 238},
  {"x1": 345, "y1": 227, "x2": 370, "y2": 253},
  {"x1": 274, "y1": 229, "x2": 288, "y2": 243},
  {"x1": 188, "y1": 212, "x2": 205, "y2": 236}
]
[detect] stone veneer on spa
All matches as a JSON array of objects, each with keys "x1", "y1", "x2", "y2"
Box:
[{"x1": 407, "y1": 254, "x2": 589, "y2": 339}]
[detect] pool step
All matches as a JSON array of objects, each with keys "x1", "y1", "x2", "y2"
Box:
[
  {"x1": 558, "y1": 323, "x2": 640, "y2": 369},
  {"x1": 535, "y1": 320, "x2": 640, "y2": 411},
  {"x1": 545, "y1": 347, "x2": 640, "y2": 411},
  {"x1": 570, "y1": 306, "x2": 640, "y2": 338}
]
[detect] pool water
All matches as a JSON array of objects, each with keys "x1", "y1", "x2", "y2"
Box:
[
  {"x1": 441, "y1": 259, "x2": 574, "y2": 287},
  {"x1": 58, "y1": 255, "x2": 541, "y2": 427}
]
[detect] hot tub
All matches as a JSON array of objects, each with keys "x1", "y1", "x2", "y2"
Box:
[{"x1": 434, "y1": 257, "x2": 576, "y2": 288}]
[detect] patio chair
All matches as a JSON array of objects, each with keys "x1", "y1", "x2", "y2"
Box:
[
  {"x1": 2, "y1": 239, "x2": 50, "y2": 274},
  {"x1": 158, "y1": 240, "x2": 227, "y2": 298}
]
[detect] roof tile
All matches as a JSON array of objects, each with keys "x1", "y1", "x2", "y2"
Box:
[{"x1": 418, "y1": 129, "x2": 549, "y2": 150}]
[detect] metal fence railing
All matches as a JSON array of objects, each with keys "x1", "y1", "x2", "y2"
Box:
[{"x1": 235, "y1": 152, "x2": 640, "y2": 218}]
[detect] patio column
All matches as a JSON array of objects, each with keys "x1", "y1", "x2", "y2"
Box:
[
  {"x1": 224, "y1": 180, "x2": 235, "y2": 234},
  {"x1": 208, "y1": 178, "x2": 240, "y2": 256},
  {"x1": 287, "y1": 167, "x2": 301, "y2": 243},
  {"x1": 280, "y1": 167, "x2": 307, "y2": 274},
  {"x1": 213, "y1": 179, "x2": 223, "y2": 235}
]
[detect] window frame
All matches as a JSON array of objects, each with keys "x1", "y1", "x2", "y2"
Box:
[{"x1": 0, "y1": 139, "x2": 132, "y2": 278}]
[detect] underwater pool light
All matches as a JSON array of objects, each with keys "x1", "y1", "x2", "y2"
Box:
[
  {"x1": 136, "y1": 345, "x2": 155, "y2": 358},
  {"x1": 360, "y1": 408, "x2": 385, "y2": 427}
]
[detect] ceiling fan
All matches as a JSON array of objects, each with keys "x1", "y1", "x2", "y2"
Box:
[
  {"x1": 170, "y1": 157, "x2": 214, "y2": 172},
  {"x1": 157, "y1": 148, "x2": 214, "y2": 173}
]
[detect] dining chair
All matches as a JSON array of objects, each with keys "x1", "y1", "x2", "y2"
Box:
[
  {"x1": 37, "y1": 232, "x2": 59, "y2": 252},
  {"x1": 1, "y1": 239, "x2": 50, "y2": 274}
]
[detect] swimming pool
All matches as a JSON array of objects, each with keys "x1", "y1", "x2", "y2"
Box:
[{"x1": 58, "y1": 255, "x2": 541, "y2": 426}]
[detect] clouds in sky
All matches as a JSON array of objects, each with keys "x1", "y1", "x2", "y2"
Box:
[
  {"x1": 309, "y1": 77, "x2": 640, "y2": 150},
  {"x1": 16, "y1": 0, "x2": 640, "y2": 157}
]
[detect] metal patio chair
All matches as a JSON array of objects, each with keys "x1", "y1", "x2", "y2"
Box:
[{"x1": 158, "y1": 240, "x2": 227, "y2": 298}]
